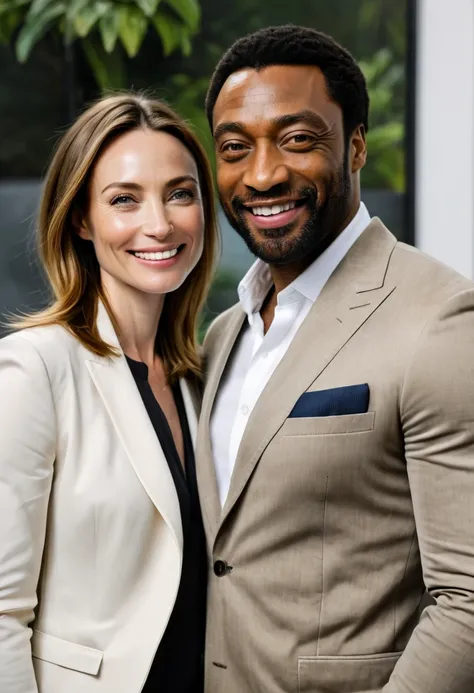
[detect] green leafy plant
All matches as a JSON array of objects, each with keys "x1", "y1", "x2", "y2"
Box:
[
  {"x1": 360, "y1": 48, "x2": 405, "y2": 191},
  {"x1": 0, "y1": 0, "x2": 201, "y2": 89},
  {"x1": 167, "y1": 72, "x2": 214, "y2": 165}
]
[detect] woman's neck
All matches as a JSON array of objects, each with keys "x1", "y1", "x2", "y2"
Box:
[{"x1": 101, "y1": 272, "x2": 164, "y2": 367}]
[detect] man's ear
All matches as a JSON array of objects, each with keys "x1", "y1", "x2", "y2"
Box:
[
  {"x1": 350, "y1": 125, "x2": 367, "y2": 174},
  {"x1": 72, "y1": 208, "x2": 92, "y2": 241}
]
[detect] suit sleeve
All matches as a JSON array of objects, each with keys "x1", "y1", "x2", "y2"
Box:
[
  {"x1": 385, "y1": 288, "x2": 474, "y2": 692},
  {"x1": 0, "y1": 334, "x2": 56, "y2": 693}
]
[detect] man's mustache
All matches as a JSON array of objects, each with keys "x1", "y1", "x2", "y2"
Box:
[{"x1": 231, "y1": 185, "x2": 317, "y2": 210}]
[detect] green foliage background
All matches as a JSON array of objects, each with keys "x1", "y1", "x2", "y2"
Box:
[{"x1": 0, "y1": 0, "x2": 407, "y2": 329}]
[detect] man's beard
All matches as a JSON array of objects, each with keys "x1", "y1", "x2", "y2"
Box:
[{"x1": 220, "y1": 159, "x2": 352, "y2": 266}]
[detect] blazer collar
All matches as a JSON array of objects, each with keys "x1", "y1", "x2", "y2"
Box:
[
  {"x1": 199, "y1": 219, "x2": 398, "y2": 537},
  {"x1": 84, "y1": 302, "x2": 198, "y2": 552}
]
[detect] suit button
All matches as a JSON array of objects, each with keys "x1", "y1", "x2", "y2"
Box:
[{"x1": 214, "y1": 560, "x2": 229, "y2": 577}]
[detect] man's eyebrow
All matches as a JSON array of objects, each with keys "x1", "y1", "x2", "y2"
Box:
[
  {"x1": 213, "y1": 110, "x2": 329, "y2": 140},
  {"x1": 273, "y1": 110, "x2": 329, "y2": 130},
  {"x1": 213, "y1": 121, "x2": 247, "y2": 140}
]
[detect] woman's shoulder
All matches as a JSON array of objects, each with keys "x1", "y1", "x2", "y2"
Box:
[{"x1": 0, "y1": 324, "x2": 80, "y2": 369}]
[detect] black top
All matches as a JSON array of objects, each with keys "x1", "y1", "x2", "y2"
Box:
[{"x1": 126, "y1": 357, "x2": 207, "y2": 693}]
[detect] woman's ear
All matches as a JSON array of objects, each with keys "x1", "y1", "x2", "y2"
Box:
[{"x1": 72, "y1": 208, "x2": 92, "y2": 241}]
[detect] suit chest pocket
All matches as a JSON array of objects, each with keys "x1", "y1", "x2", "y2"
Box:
[
  {"x1": 282, "y1": 411, "x2": 375, "y2": 437},
  {"x1": 268, "y1": 411, "x2": 376, "y2": 501}
]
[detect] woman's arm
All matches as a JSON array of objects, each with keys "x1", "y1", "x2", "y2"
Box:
[{"x1": 0, "y1": 333, "x2": 56, "y2": 693}]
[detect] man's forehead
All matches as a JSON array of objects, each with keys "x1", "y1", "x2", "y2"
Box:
[{"x1": 215, "y1": 65, "x2": 331, "y2": 114}]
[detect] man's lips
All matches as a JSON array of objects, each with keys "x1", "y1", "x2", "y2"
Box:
[{"x1": 242, "y1": 200, "x2": 306, "y2": 229}]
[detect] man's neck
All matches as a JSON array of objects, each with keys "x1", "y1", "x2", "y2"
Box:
[{"x1": 259, "y1": 200, "x2": 363, "y2": 332}]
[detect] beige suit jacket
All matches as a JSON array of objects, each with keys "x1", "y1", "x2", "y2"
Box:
[
  {"x1": 0, "y1": 303, "x2": 199, "y2": 693},
  {"x1": 197, "y1": 220, "x2": 474, "y2": 693}
]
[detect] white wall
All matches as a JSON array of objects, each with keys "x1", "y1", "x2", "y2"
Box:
[{"x1": 416, "y1": 0, "x2": 474, "y2": 278}]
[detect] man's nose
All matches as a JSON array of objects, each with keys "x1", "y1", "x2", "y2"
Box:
[{"x1": 242, "y1": 144, "x2": 289, "y2": 191}]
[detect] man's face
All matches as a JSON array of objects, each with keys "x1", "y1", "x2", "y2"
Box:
[{"x1": 212, "y1": 65, "x2": 366, "y2": 267}]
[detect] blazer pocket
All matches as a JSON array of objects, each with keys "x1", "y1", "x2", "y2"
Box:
[
  {"x1": 31, "y1": 630, "x2": 103, "y2": 676},
  {"x1": 283, "y1": 411, "x2": 375, "y2": 436},
  {"x1": 298, "y1": 652, "x2": 401, "y2": 693}
]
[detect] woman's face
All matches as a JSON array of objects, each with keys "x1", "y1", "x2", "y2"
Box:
[{"x1": 78, "y1": 127, "x2": 205, "y2": 299}]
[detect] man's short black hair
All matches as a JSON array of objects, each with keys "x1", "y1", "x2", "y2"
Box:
[{"x1": 206, "y1": 24, "x2": 369, "y2": 139}]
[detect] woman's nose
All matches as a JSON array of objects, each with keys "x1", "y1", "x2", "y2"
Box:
[{"x1": 142, "y1": 201, "x2": 172, "y2": 239}]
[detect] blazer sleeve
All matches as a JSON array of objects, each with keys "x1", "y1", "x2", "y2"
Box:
[
  {"x1": 385, "y1": 288, "x2": 474, "y2": 692},
  {"x1": 0, "y1": 333, "x2": 56, "y2": 693}
]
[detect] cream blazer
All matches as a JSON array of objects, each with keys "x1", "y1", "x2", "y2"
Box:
[{"x1": 0, "y1": 303, "x2": 199, "y2": 693}]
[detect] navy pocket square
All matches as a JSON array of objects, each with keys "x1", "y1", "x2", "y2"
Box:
[{"x1": 289, "y1": 384, "x2": 370, "y2": 418}]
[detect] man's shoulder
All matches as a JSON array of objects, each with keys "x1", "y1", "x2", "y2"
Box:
[
  {"x1": 380, "y1": 240, "x2": 474, "y2": 355},
  {"x1": 389, "y1": 239, "x2": 474, "y2": 302},
  {"x1": 361, "y1": 218, "x2": 473, "y2": 300}
]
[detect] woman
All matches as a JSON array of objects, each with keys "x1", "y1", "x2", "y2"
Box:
[{"x1": 0, "y1": 94, "x2": 218, "y2": 693}]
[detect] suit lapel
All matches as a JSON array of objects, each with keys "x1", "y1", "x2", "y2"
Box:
[
  {"x1": 85, "y1": 303, "x2": 183, "y2": 550},
  {"x1": 197, "y1": 307, "x2": 246, "y2": 535},
  {"x1": 220, "y1": 219, "x2": 398, "y2": 527}
]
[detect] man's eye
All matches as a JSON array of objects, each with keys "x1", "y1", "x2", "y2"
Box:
[
  {"x1": 288, "y1": 134, "x2": 314, "y2": 145},
  {"x1": 222, "y1": 142, "x2": 246, "y2": 153}
]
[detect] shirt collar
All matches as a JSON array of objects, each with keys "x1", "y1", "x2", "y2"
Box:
[
  {"x1": 237, "y1": 202, "x2": 371, "y2": 318},
  {"x1": 237, "y1": 258, "x2": 272, "y2": 317}
]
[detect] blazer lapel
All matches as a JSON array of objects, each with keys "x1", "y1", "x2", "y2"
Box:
[
  {"x1": 180, "y1": 378, "x2": 199, "y2": 447},
  {"x1": 85, "y1": 303, "x2": 183, "y2": 550},
  {"x1": 197, "y1": 307, "x2": 246, "y2": 535},
  {"x1": 220, "y1": 219, "x2": 398, "y2": 527}
]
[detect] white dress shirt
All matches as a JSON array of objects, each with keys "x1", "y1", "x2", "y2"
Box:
[{"x1": 210, "y1": 203, "x2": 372, "y2": 507}]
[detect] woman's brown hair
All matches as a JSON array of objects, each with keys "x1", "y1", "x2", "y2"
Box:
[{"x1": 12, "y1": 93, "x2": 219, "y2": 381}]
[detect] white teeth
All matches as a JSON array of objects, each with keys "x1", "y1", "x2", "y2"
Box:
[
  {"x1": 251, "y1": 201, "x2": 296, "y2": 216},
  {"x1": 133, "y1": 248, "x2": 179, "y2": 261}
]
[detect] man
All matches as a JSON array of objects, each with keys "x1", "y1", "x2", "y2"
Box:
[{"x1": 196, "y1": 24, "x2": 474, "y2": 693}]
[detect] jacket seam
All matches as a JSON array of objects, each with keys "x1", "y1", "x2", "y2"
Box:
[
  {"x1": 316, "y1": 475, "x2": 329, "y2": 655},
  {"x1": 393, "y1": 529, "x2": 417, "y2": 649}
]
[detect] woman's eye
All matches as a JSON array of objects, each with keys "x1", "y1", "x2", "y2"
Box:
[
  {"x1": 170, "y1": 189, "x2": 195, "y2": 202},
  {"x1": 111, "y1": 194, "x2": 135, "y2": 206}
]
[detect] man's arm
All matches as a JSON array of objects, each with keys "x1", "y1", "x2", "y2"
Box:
[{"x1": 386, "y1": 288, "x2": 474, "y2": 692}]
